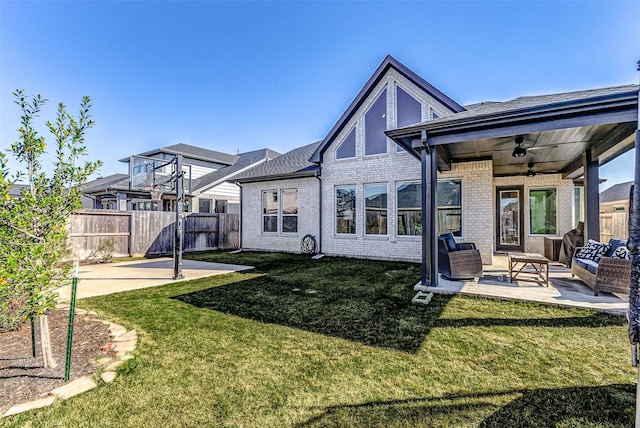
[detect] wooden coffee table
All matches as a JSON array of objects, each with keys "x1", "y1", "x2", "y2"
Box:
[{"x1": 508, "y1": 253, "x2": 550, "y2": 287}]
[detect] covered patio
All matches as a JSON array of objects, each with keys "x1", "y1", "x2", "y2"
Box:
[
  {"x1": 387, "y1": 82, "x2": 639, "y2": 290},
  {"x1": 415, "y1": 254, "x2": 628, "y2": 315}
]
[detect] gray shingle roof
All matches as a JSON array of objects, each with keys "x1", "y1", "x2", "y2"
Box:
[
  {"x1": 600, "y1": 181, "x2": 633, "y2": 204},
  {"x1": 191, "y1": 148, "x2": 281, "y2": 192},
  {"x1": 82, "y1": 173, "x2": 130, "y2": 193},
  {"x1": 234, "y1": 141, "x2": 322, "y2": 183},
  {"x1": 9, "y1": 184, "x2": 29, "y2": 197},
  {"x1": 119, "y1": 143, "x2": 239, "y2": 166}
]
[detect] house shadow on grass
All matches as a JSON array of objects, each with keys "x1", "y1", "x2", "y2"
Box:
[
  {"x1": 295, "y1": 384, "x2": 635, "y2": 427},
  {"x1": 173, "y1": 275, "x2": 454, "y2": 354}
]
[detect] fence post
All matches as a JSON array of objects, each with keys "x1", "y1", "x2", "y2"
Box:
[{"x1": 218, "y1": 214, "x2": 225, "y2": 249}]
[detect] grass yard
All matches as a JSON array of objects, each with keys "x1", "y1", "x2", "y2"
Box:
[{"x1": 2, "y1": 251, "x2": 636, "y2": 427}]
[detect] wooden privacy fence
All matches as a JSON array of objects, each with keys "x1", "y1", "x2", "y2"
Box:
[
  {"x1": 600, "y1": 211, "x2": 628, "y2": 243},
  {"x1": 68, "y1": 210, "x2": 239, "y2": 259}
]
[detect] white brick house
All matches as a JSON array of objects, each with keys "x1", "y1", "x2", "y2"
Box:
[{"x1": 234, "y1": 55, "x2": 614, "y2": 266}]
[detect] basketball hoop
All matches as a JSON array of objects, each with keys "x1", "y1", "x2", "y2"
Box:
[{"x1": 149, "y1": 186, "x2": 163, "y2": 201}]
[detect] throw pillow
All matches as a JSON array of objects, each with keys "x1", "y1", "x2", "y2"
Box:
[
  {"x1": 612, "y1": 245, "x2": 631, "y2": 260},
  {"x1": 576, "y1": 239, "x2": 610, "y2": 262}
]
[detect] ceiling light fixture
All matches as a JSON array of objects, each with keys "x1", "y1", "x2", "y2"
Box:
[
  {"x1": 525, "y1": 162, "x2": 536, "y2": 177},
  {"x1": 512, "y1": 135, "x2": 527, "y2": 158}
]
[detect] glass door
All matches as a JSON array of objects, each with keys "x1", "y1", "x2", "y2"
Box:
[{"x1": 496, "y1": 186, "x2": 524, "y2": 252}]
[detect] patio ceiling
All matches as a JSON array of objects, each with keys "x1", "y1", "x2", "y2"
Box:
[{"x1": 387, "y1": 84, "x2": 639, "y2": 179}]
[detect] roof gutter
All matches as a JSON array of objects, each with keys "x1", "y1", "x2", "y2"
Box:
[{"x1": 235, "y1": 171, "x2": 318, "y2": 184}]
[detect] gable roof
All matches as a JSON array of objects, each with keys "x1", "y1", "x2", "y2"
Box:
[
  {"x1": 119, "y1": 143, "x2": 239, "y2": 166},
  {"x1": 600, "y1": 181, "x2": 633, "y2": 204},
  {"x1": 309, "y1": 55, "x2": 465, "y2": 164},
  {"x1": 234, "y1": 141, "x2": 322, "y2": 183},
  {"x1": 190, "y1": 148, "x2": 281, "y2": 193}
]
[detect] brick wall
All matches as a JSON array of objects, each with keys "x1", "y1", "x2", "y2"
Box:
[{"x1": 240, "y1": 177, "x2": 320, "y2": 253}]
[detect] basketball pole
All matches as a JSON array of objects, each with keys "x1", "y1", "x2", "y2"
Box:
[{"x1": 173, "y1": 154, "x2": 184, "y2": 280}]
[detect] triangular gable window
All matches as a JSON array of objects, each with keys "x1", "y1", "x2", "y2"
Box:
[
  {"x1": 365, "y1": 89, "x2": 387, "y2": 156},
  {"x1": 336, "y1": 127, "x2": 356, "y2": 159},
  {"x1": 396, "y1": 87, "x2": 422, "y2": 152}
]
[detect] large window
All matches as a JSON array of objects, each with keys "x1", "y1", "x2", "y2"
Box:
[
  {"x1": 530, "y1": 188, "x2": 557, "y2": 235},
  {"x1": 397, "y1": 181, "x2": 421, "y2": 235},
  {"x1": 396, "y1": 87, "x2": 422, "y2": 153},
  {"x1": 281, "y1": 189, "x2": 298, "y2": 233},
  {"x1": 262, "y1": 189, "x2": 298, "y2": 233},
  {"x1": 336, "y1": 186, "x2": 356, "y2": 234},
  {"x1": 437, "y1": 179, "x2": 462, "y2": 237},
  {"x1": 336, "y1": 128, "x2": 356, "y2": 159},
  {"x1": 365, "y1": 183, "x2": 387, "y2": 235},
  {"x1": 262, "y1": 191, "x2": 278, "y2": 233},
  {"x1": 364, "y1": 89, "x2": 387, "y2": 156}
]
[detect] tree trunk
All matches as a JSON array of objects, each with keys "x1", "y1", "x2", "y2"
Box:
[{"x1": 39, "y1": 315, "x2": 57, "y2": 368}]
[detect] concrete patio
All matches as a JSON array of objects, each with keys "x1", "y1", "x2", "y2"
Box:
[
  {"x1": 417, "y1": 254, "x2": 629, "y2": 315},
  {"x1": 56, "y1": 258, "x2": 253, "y2": 300}
]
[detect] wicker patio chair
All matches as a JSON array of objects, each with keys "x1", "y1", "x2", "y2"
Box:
[{"x1": 437, "y1": 233, "x2": 483, "y2": 280}]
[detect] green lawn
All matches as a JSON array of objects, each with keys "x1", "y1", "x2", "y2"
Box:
[{"x1": 3, "y1": 251, "x2": 636, "y2": 427}]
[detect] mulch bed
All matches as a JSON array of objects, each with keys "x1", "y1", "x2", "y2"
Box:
[{"x1": 0, "y1": 309, "x2": 113, "y2": 415}]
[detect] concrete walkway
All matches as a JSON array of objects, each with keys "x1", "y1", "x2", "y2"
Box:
[
  {"x1": 418, "y1": 255, "x2": 629, "y2": 315},
  {"x1": 57, "y1": 258, "x2": 253, "y2": 300}
]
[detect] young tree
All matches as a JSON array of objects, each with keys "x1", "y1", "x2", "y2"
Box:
[{"x1": 0, "y1": 90, "x2": 102, "y2": 368}]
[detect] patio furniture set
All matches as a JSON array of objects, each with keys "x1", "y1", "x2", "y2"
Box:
[{"x1": 438, "y1": 232, "x2": 632, "y2": 295}]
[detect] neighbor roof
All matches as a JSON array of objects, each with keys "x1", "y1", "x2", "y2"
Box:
[
  {"x1": 191, "y1": 148, "x2": 281, "y2": 193},
  {"x1": 600, "y1": 181, "x2": 633, "y2": 204},
  {"x1": 309, "y1": 55, "x2": 465, "y2": 164},
  {"x1": 234, "y1": 141, "x2": 322, "y2": 183},
  {"x1": 82, "y1": 173, "x2": 130, "y2": 193},
  {"x1": 9, "y1": 184, "x2": 29, "y2": 197},
  {"x1": 119, "y1": 143, "x2": 239, "y2": 166}
]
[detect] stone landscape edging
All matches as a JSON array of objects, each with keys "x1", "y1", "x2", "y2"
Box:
[{"x1": 1, "y1": 308, "x2": 137, "y2": 418}]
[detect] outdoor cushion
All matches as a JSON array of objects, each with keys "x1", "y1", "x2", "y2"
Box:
[
  {"x1": 574, "y1": 258, "x2": 599, "y2": 275},
  {"x1": 440, "y1": 233, "x2": 458, "y2": 252},
  {"x1": 576, "y1": 239, "x2": 610, "y2": 262},
  {"x1": 612, "y1": 245, "x2": 631, "y2": 260},
  {"x1": 606, "y1": 239, "x2": 625, "y2": 257}
]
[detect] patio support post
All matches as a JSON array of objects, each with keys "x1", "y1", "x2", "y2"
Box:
[
  {"x1": 419, "y1": 130, "x2": 438, "y2": 287},
  {"x1": 583, "y1": 149, "x2": 600, "y2": 241}
]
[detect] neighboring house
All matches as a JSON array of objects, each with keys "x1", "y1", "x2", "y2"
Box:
[
  {"x1": 599, "y1": 181, "x2": 633, "y2": 241},
  {"x1": 233, "y1": 55, "x2": 594, "y2": 265},
  {"x1": 600, "y1": 181, "x2": 632, "y2": 213},
  {"x1": 83, "y1": 143, "x2": 279, "y2": 212},
  {"x1": 9, "y1": 184, "x2": 29, "y2": 197}
]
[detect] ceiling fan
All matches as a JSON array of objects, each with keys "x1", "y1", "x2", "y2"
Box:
[{"x1": 511, "y1": 135, "x2": 557, "y2": 158}]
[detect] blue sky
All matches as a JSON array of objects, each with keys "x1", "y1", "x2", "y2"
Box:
[{"x1": 1, "y1": 1, "x2": 639, "y2": 190}]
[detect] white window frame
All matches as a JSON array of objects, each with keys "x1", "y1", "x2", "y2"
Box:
[
  {"x1": 280, "y1": 188, "x2": 298, "y2": 234},
  {"x1": 262, "y1": 190, "x2": 278, "y2": 234}
]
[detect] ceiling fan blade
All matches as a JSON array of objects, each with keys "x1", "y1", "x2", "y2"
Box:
[{"x1": 527, "y1": 145, "x2": 558, "y2": 151}]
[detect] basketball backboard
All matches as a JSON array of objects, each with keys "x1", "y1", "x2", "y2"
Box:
[{"x1": 129, "y1": 155, "x2": 192, "y2": 194}]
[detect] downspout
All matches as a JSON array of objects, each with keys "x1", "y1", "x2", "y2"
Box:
[
  {"x1": 314, "y1": 167, "x2": 322, "y2": 254},
  {"x1": 236, "y1": 181, "x2": 243, "y2": 249}
]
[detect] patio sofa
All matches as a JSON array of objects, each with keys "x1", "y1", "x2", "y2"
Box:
[{"x1": 571, "y1": 238, "x2": 631, "y2": 296}]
